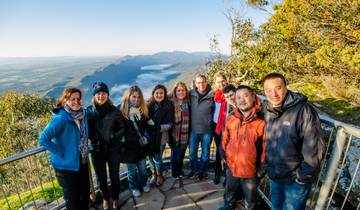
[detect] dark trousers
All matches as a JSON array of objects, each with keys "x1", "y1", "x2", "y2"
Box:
[
  {"x1": 170, "y1": 145, "x2": 187, "y2": 178},
  {"x1": 213, "y1": 132, "x2": 222, "y2": 177},
  {"x1": 91, "y1": 148, "x2": 121, "y2": 200},
  {"x1": 55, "y1": 162, "x2": 90, "y2": 210},
  {"x1": 224, "y1": 169, "x2": 258, "y2": 210}
]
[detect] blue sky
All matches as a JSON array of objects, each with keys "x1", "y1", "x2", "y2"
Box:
[{"x1": 0, "y1": 0, "x2": 272, "y2": 57}]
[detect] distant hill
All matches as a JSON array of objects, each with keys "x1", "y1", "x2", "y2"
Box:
[
  {"x1": 77, "y1": 51, "x2": 217, "y2": 104},
  {"x1": 0, "y1": 51, "x2": 217, "y2": 105}
]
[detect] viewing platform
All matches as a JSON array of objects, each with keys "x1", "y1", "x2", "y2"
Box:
[{"x1": 0, "y1": 112, "x2": 359, "y2": 210}]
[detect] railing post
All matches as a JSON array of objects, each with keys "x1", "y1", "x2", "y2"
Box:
[{"x1": 315, "y1": 127, "x2": 347, "y2": 210}]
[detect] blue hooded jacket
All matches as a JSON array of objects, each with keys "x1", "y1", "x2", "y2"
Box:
[{"x1": 39, "y1": 107, "x2": 88, "y2": 171}]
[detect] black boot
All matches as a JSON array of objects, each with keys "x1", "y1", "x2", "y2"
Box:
[{"x1": 214, "y1": 172, "x2": 220, "y2": 184}]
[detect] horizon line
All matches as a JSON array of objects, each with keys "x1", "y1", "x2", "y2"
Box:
[{"x1": 0, "y1": 50, "x2": 227, "y2": 59}]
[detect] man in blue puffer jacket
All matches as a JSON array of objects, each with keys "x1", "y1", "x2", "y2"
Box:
[{"x1": 262, "y1": 73, "x2": 325, "y2": 210}]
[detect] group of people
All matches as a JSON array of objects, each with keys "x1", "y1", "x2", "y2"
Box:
[{"x1": 39, "y1": 72, "x2": 325, "y2": 210}]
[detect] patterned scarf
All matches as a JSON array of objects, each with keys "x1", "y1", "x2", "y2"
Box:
[
  {"x1": 64, "y1": 105, "x2": 88, "y2": 164},
  {"x1": 173, "y1": 102, "x2": 190, "y2": 148}
]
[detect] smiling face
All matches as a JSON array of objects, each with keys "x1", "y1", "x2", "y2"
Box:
[
  {"x1": 94, "y1": 91, "x2": 108, "y2": 105},
  {"x1": 263, "y1": 78, "x2": 288, "y2": 108},
  {"x1": 215, "y1": 76, "x2": 228, "y2": 90},
  {"x1": 65, "y1": 92, "x2": 82, "y2": 111},
  {"x1": 224, "y1": 90, "x2": 236, "y2": 108},
  {"x1": 195, "y1": 76, "x2": 208, "y2": 94},
  {"x1": 129, "y1": 91, "x2": 141, "y2": 106},
  {"x1": 153, "y1": 88, "x2": 165, "y2": 103},
  {"x1": 236, "y1": 88, "x2": 255, "y2": 113},
  {"x1": 175, "y1": 85, "x2": 187, "y2": 101}
]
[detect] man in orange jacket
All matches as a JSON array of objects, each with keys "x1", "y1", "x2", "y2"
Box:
[{"x1": 220, "y1": 85, "x2": 266, "y2": 210}]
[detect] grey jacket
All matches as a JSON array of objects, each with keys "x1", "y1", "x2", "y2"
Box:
[{"x1": 190, "y1": 85, "x2": 214, "y2": 133}]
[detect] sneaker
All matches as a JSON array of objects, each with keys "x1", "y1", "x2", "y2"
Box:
[
  {"x1": 132, "y1": 189, "x2": 141, "y2": 197},
  {"x1": 102, "y1": 199, "x2": 110, "y2": 210},
  {"x1": 149, "y1": 174, "x2": 157, "y2": 186},
  {"x1": 186, "y1": 171, "x2": 199, "y2": 179},
  {"x1": 143, "y1": 184, "x2": 150, "y2": 193},
  {"x1": 156, "y1": 175, "x2": 164, "y2": 186},
  {"x1": 197, "y1": 173, "x2": 204, "y2": 181},
  {"x1": 112, "y1": 199, "x2": 119, "y2": 210}
]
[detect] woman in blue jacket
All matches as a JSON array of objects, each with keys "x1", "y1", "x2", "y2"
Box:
[{"x1": 39, "y1": 87, "x2": 89, "y2": 210}]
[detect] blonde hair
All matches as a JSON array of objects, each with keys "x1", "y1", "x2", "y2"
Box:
[
  {"x1": 56, "y1": 87, "x2": 82, "y2": 108},
  {"x1": 171, "y1": 82, "x2": 189, "y2": 103},
  {"x1": 120, "y1": 86, "x2": 148, "y2": 119},
  {"x1": 213, "y1": 72, "x2": 226, "y2": 80}
]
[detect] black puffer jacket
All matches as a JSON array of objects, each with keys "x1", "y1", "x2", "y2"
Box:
[
  {"x1": 86, "y1": 102, "x2": 125, "y2": 152},
  {"x1": 264, "y1": 91, "x2": 325, "y2": 184},
  {"x1": 148, "y1": 100, "x2": 174, "y2": 154},
  {"x1": 121, "y1": 113, "x2": 150, "y2": 163}
]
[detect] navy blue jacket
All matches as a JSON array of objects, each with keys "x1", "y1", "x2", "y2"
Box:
[{"x1": 264, "y1": 91, "x2": 325, "y2": 184}]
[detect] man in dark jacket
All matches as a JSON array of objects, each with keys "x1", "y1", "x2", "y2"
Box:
[
  {"x1": 262, "y1": 73, "x2": 325, "y2": 210},
  {"x1": 188, "y1": 74, "x2": 214, "y2": 180}
]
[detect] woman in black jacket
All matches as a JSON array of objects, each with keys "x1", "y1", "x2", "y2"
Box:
[
  {"x1": 147, "y1": 84, "x2": 174, "y2": 186},
  {"x1": 87, "y1": 82, "x2": 124, "y2": 210},
  {"x1": 119, "y1": 85, "x2": 151, "y2": 197}
]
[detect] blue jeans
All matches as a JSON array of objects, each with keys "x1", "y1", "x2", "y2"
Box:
[
  {"x1": 270, "y1": 179, "x2": 312, "y2": 210},
  {"x1": 189, "y1": 132, "x2": 212, "y2": 174},
  {"x1": 126, "y1": 159, "x2": 148, "y2": 191},
  {"x1": 148, "y1": 144, "x2": 166, "y2": 173}
]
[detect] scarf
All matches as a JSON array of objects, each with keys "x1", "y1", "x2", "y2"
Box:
[
  {"x1": 214, "y1": 89, "x2": 227, "y2": 135},
  {"x1": 129, "y1": 102, "x2": 141, "y2": 122},
  {"x1": 64, "y1": 105, "x2": 88, "y2": 164},
  {"x1": 173, "y1": 102, "x2": 190, "y2": 148}
]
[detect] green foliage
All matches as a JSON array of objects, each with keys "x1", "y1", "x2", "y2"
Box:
[
  {"x1": 208, "y1": 0, "x2": 360, "y2": 123},
  {"x1": 0, "y1": 179, "x2": 62, "y2": 209},
  {"x1": 0, "y1": 92, "x2": 55, "y2": 158},
  {"x1": 247, "y1": 0, "x2": 269, "y2": 7}
]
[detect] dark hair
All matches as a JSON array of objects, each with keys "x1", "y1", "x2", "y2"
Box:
[
  {"x1": 262, "y1": 72, "x2": 287, "y2": 86},
  {"x1": 236, "y1": 85, "x2": 255, "y2": 93},
  {"x1": 223, "y1": 84, "x2": 236, "y2": 94},
  {"x1": 148, "y1": 84, "x2": 168, "y2": 104},
  {"x1": 57, "y1": 87, "x2": 82, "y2": 108}
]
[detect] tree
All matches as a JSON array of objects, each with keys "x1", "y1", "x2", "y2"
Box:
[{"x1": 0, "y1": 92, "x2": 55, "y2": 158}]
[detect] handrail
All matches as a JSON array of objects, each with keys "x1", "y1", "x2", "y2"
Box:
[
  {"x1": 0, "y1": 146, "x2": 45, "y2": 166},
  {"x1": 319, "y1": 115, "x2": 360, "y2": 137}
]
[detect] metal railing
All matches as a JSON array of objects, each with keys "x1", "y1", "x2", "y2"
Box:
[{"x1": 0, "y1": 114, "x2": 359, "y2": 210}]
